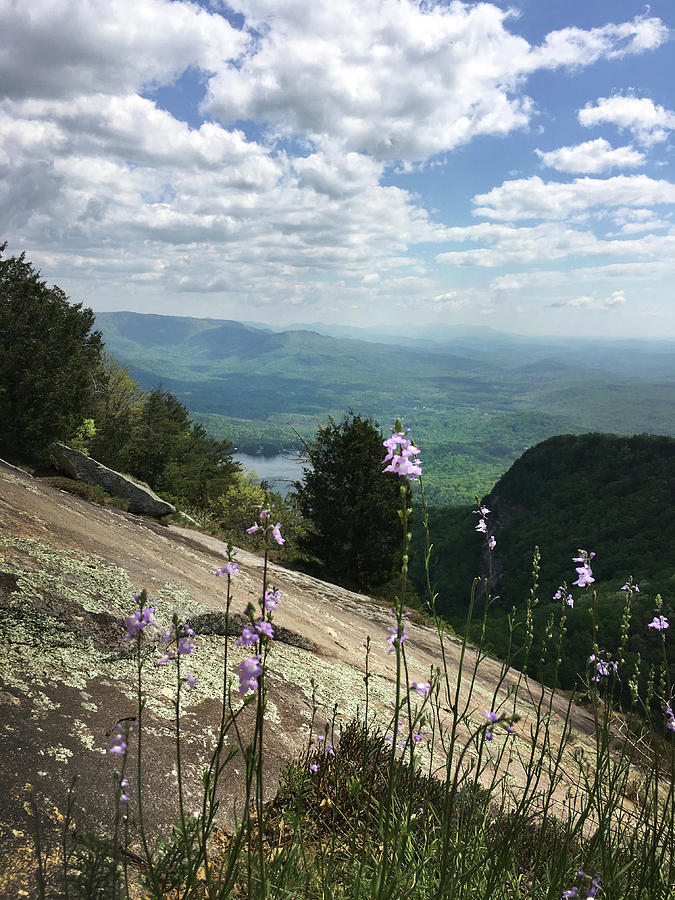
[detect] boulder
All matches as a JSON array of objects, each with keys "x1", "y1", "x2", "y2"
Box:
[{"x1": 48, "y1": 443, "x2": 176, "y2": 517}]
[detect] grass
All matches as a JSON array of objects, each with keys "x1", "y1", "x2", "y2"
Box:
[{"x1": 28, "y1": 427, "x2": 675, "y2": 899}]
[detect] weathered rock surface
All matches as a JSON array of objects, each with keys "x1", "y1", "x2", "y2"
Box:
[
  {"x1": 48, "y1": 442, "x2": 176, "y2": 516},
  {"x1": 0, "y1": 457, "x2": 603, "y2": 895}
]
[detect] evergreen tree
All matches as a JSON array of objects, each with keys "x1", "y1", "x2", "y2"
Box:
[
  {"x1": 0, "y1": 244, "x2": 103, "y2": 461},
  {"x1": 123, "y1": 387, "x2": 240, "y2": 510},
  {"x1": 294, "y1": 412, "x2": 405, "y2": 592}
]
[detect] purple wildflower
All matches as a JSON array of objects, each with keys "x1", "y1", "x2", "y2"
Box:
[
  {"x1": 488, "y1": 535, "x2": 496, "y2": 550},
  {"x1": 246, "y1": 522, "x2": 260, "y2": 534},
  {"x1": 310, "y1": 764, "x2": 319, "y2": 773},
  {"x1": 184, "y1": 672, "x2": 198, "y2": 690},
  {"x1": 382, "y1": 428, "x2": 422, "y2": 482},
  {"x1": 413, "y1": 732, "x2": 423, "y2": 743},
  {"x1": 386, "y1": 622, "x2": 409, "y2": 653},
  {"x1": 264, "y1": 587, "x2": 281, "y2": 611},
  {"x1": 326, "y1": 743, "x2": 335, "y2": 756},
  {"x1": 255, "y1": 619, "x2": 274, "y2": 640},
  {"x1": 119, "y1": 778, "x2": 129, "y2": 805},
  {"x1": 109, "y1": 721, "x2": 132, "y2": 756},
  {"x1": 157, "y1": 650, "x2": 175, "y2": 665},
  {"x1": 236, "y1": 625, "x2": 258, "y2": 647},
  {"x1": 123, "y1": 606, "x2": 156, "y2": 642},
  {"x1": 411, "y1": 681, "x2": 431, "y2": 697},
  {"x1": 239, "y1": 655, "x2": 263, "y2": 694},
  {"x1": 216, "y1": 561, "x2": 240, "y2": 577},
  {"x1": 648, "y1": 615, "x2": 669, "y2": 631},
  {"x1": 271, "y1": 523, "x2": 285, "y2": 546},
  {"x1": 665, "y1": 707, "x2": 675, "y2": 732},
  {"x1": 475, "y1": 518, "x2": 487, "y2": 534},
  {"x1": 589, "y1": 650, "x2": 618, "y2": 683}
]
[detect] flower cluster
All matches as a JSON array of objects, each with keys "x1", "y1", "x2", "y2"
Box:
[
  {"x1": 109, "y1": 720, "x2": 134, "y2": 756},
  {"x1": 553, "y1": 585, "x2": 574, "y2": 607},
  {"x1": 481, "y1": 709, "x2": 515, "y2": 741},
  {"x1": 264, "y1": 587, "x2": 281, "y2": 611},
  {"x1": 239, "y1": 655, "x2": 263, "y2": 694},
  {"x1": 123, "y1": 602, "x2": 156, "y2": 641},
  {"x1": 665, "y1": 706, "x2": 675, "y2": 732},
  {"x1": 572, "y1": 551, "x2": 595, "y2": 588},
  {"x1": 589, "y1": 650, "x2": 618, "y2": 683},
  {"x1": 157, "y1": 623, "x2": 195, "y2": 665},
  {"x1": 246, "y1": 508, "x2": 284, "y2": 545},
  {"x1": 215, "y1": 559, "x2": 240, "y2": 578},
  {"x1": 382, "y1": 427, "x2": 422, "y2": 482},
  {"x1": 621, "y1": 580, "x2": 639, "y2": 592},
  {"x1": 386, "y1": 620, "x2": 409, "y2": 654},
  {"x1": 236, "y1": 619, "x2": 275, "y2": 646},
  {"x1": 472, "y1": 504, "x2": 496, "y2": 549},
  {"x1": 562, "y1": 870, "x2": 601, "y2": 898}
]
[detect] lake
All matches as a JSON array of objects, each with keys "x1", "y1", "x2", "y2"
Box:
[{"x1": 235, "y1": 451, "x2": 307, "y2": 495}]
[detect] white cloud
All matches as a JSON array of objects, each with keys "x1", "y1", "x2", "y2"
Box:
[
  {"x1": 579, "y1": 95, "x2": 675, "y2": 146},
  {"x1": 202, "y1": 4, "x2": 666, "y2": 161},
  {"x1": 437, "y1": 220, "x2": 675, "y2": 267},
  {"x1": 535, "y1": 138, "x2": 644, "y2": 174},
  {"x1": 0, "y1": 0, "x2": 247, "y2": 100},
  {"x1": 473, "y1": 174, "x2": 675, "y2": 221}
]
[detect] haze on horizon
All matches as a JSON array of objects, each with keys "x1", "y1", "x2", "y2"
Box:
[{"x1": 1, "y1": 0, "x2": 674, "y2": 339}]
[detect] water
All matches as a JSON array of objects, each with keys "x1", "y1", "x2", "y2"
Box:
[{"x1": 235, "y1": 451, "x2": 307, "y2": 496}]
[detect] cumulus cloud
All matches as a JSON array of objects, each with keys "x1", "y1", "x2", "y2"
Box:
[
  {"x1": 472, "y1": 174, "x2": 675, "y2": 221},
  {"x1": 0, "y1": 0, "x2": 247, "y2": 100},
  {"x1": 579, "y1": 95, "x2": 675, "y2": 146},
  {"x1": 535, "y1": 138, "x2": 644, "y2": 174},
  {"x1": 203, "y1": 3, "x2": 666, "y2": 160},
  {"x1": 436, "y1": 221, "x2": 675, "y2": 267}
]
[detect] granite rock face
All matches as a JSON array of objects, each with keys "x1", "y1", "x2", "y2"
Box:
[{"x1": 48, "y1": 442, "x2": 175, "y2": 517}]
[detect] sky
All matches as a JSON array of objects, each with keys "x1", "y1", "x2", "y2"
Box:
[{"x1": 1, "y1": 0, "x2": 674, "y2": 338}]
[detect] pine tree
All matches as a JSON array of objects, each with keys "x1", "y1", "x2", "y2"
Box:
[
  {"x1": 0, "y1": 244, "x2": 103, "y2": 461},
  {"x1": 294, "y1": 412, "x2": 405, "y2": 592}
]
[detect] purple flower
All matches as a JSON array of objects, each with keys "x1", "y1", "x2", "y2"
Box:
[
  {"x1": 123, "y1": 606, "x2": 156, "y2": 641},
  {"x1": 482, "y1": 710, "x2": 499, "y2": 724},
  {"x1": 326, "y1": 743, "x2": 335, "y2": 756},
  {"x1": 562, "y1": 890, "x2": 578, "y2": 899},
  {"x1": 506, "y1": 724, "x2": 515, "y2": 734},
  {"x1": 386, "y1": 622, "x2": 409, "y2": 653},
  {"x1": 472, "y1": 506, "x2": 490, "y2": 517},
  {"x1": 475, "y1": 519, "x2": 487, "y2": 534},
  {"x1": 264, "y1": 587, "x2": 281, "y2": 611},
  {"x1": 260, "y1": 509, "x2": 270, "y2": 520},
  {"x1": 488, "y1": 535, "x2": 496, "y2": 550},
  {"x1": 236, "y1": 625, "x2": 258, "y2": 647},
  {"x1": 566, "y1": 595, "x2": 574, "y2": 607},
  {"x1": 157, "y1": 650, "x2": 175, "y2": 665},
  {"x1": 246, "y1": 522, "x2": 260, "y2": 534},
  {"x1": 589, "y1": 650, "x2": 618, "y2": 683},
  {"x1": 177, "y1": 636, "x2": 195, "y2": 655},
  {"x1": 648, "y1": 616, "x2": 669, "y2": 631},
  {"x1": 573, "y1": 565, "x2": 595, "y2": 588},
  {"x1": 309, "y1": 763, "x2": 319, "y2": 773},
  {"x1": 109, "y1": 722, "x2": 132, "y2": 756},
  {"x1": 413, "y1": 732, "x2": 423, "y2": 743},
  {"x1": 255, "y1": 619, "x2": 275, "y2": 640},
  {"x1": 184, "y1": 672, "x2": 198, "y2": 690},
  {"x1": 271, "y1": 523, "x2": 285, "y2": 545},
  {"x1": 216, "y1": 561, "x2": 240, "y2": 577},
  {"x1": 382, "y1": 428, "x2": 422, "y2": 482},
  {"x1": 665, "y1": 707, "x2": 675, "y2": 732},
  {"x1": 411, "y1": 681, "x2": 431, "y2": 697},
  {"x1": 239, "y1": 655, "x2": 263, "y2": 694},
  {"x1": 119, "y1": 778, "x2": 129, "y2": 805}
]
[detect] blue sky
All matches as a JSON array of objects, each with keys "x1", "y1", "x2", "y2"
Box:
[{"x1": 1, "y1": 0, "x2": 674, "y2": 337}]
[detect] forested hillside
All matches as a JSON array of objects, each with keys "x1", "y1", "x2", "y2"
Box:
[
  {"x1": 410, "y1": 433, "x2": 675, "y2": 694},
  {"x1": 95, "y1": 311, "x2": 675, "y2": 505}
]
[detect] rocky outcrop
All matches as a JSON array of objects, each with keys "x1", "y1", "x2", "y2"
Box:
[{"x1": 48, "y1": 442, "x2": 175, "y2": 517}]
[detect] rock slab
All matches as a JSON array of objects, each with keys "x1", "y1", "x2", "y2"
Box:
[{"x1": 48, "y1": 442, "x2": 176, "y2": 516}]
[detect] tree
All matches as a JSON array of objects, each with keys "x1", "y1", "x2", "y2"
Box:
[
  {"x1": 0, "y1": 244, "x2": 103, "y2": 461},
  {"x1": 88, "y1": 350, "x2": 144, "y2": 467},
  {"x1": 123, "y1": 387, "x2": 241, "y2": 511},
  {"x1": 294, "y1": 412, "x2": 406, "y2": 593}
]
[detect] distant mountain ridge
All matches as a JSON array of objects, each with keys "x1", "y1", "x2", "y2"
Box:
[{"x1": 94, "y1": 311, "x2": 675, "y2": 505}]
